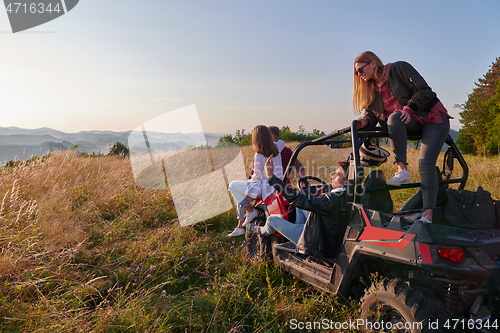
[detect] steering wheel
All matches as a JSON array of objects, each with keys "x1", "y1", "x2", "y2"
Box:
[{"x1": 298, "y1": 176, "x2": 329, "y2": 195}]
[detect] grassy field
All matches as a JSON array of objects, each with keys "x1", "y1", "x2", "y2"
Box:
[{"x1": 0, "y1": 146, "x2": 498, "y2": 332}]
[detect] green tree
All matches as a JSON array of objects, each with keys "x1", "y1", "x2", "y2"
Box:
[
  {"x1": 234, "y1": 129, "x2": 252, "y2": 146},
  {"x1": 218, "y1": 126, "x2": 328, "y2": 147},
  {"x1": 458, "y1": 57, "x2": 500, "y2": 155},
  {"x1": 279, "y1": 126, "x2": 294, "y2": 142},
  {"x1": 485, "y1": 82, "x2": 500, "y2": 154},
  {"x1": 108, "y1": 142, "x2": 129, "y2": 157},
  {"x1": 310, "y1": 129, "x2": 325, "y2": 138},
  {"x1": 295, "y1": 125, "x2": 305, "y2": 140},
  {"x1": 456, "y1": 131, "x2": 476, "y2": 155},
  {"x1": 216, "y1": 134, "x2": 236, "y2": 147}
]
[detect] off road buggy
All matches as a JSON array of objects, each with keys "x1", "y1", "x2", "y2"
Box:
[{"x1": 245, "y1": 121, "x2": 500, "y2": 332}]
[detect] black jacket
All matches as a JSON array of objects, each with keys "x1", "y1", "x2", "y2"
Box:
[
  {"x1": 268, "y1": 175, "x2": 344, "y2": 257},
  {"x1": 362, "y1": 61, "x2": 440, "y2": 131}
]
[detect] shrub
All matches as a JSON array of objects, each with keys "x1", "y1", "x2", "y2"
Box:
[{"x1": 108, "y1": 142, "x2": 129, "y2": 157}]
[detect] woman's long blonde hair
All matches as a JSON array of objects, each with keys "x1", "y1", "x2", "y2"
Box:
[
  {"x1": 252, "y1": 125, "x2": 279, "y2": 157},
  {"x1": 352, "y1": 51, "x2": 385, "y2": 114}
]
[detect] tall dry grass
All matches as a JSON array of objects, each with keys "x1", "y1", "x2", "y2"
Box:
[
  {"x1": 0, "y1": 151, "x2": 180, "y2": 331},
  {"x1": 461, "y1": 155, "x2": 500, "y2": 197},
  {"x1": 0, "y1": 150, "x2": 362, "y2": 332}
]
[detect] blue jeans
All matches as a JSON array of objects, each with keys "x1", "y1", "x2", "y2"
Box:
[
  {"x1": 387, "y1": 112, "x2": 450, "y2": 210},
  {"x1": 260, "y1": 208, "x2": 309, "y2": 244}
]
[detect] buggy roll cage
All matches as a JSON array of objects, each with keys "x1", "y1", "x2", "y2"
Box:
[{"x1": 282, "y1": 120, "x2": 469, "y2": 205}]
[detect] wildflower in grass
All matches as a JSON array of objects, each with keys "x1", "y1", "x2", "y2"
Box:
[
  {"x1": 150, "y1": 265, "x2": 157, "y2": 270},
  {"x1": 146, "y1": 274, "x2": 152, "y2": 279},
  {"x1": 160, "y1": 290, "x2": 166, "y2": 298},
  {"x1": 183, "y1": 264, "x2": 188, "y2": 268},
  {"x1": 245, "y1": 289, "x2": 253, "y2": 301},
  {"x1": 180, "y1": 256, "x2": 186, "y2": 260},
  {"x1": 135, "y1": 266, "x2": 141, "y2": 272},
  {"x1": 266, "y1": 273, "x2": 273, "y2": 296},
  {"x1": 181, "y1": 275, "x2": 190, "y2": 280}
]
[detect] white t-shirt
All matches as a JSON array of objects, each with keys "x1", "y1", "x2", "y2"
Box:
[{"x1": 246, "y1": 140, "x2": 284, "y2": 200}]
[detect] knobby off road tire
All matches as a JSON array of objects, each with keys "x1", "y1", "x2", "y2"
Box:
[
  {"x1": 360, "y1": 277, "x2": 445, "y2": 333},
  {"x1": 245, "y1": 231, "x2": 273, "y2": 260},
  {"x1": 245, "y1": 216, "x2": 273, "y2": 260}
]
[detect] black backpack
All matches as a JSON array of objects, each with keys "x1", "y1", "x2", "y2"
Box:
[{"x1": 444, "y1": 186, "x2": 496, "y2": 229}]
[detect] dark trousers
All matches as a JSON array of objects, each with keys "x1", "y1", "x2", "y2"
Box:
[{"x1": 387, "y1": 112, "x2": 450, "y2": 210}]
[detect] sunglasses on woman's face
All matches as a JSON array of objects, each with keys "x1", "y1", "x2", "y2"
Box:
[{"x1": 355, "y1": 62, "x2": 371, "y2": 75}]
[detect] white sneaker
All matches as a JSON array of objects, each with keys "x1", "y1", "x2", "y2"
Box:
[
  {"x1": 404, "y1": 212, "x2": 422, "y2": 222},
  {"x1": 228, "y1": 227, "x2": 245, "y2": 237},
  {"x1": 418, "y1": 215, "x2": 432, "y2": 224},
  {"x1": 386, "y1": 169, "x2": 410, "y2": 186},
  {"x1": 241, "y1": 209, "x2": 259, "y2": 227}
]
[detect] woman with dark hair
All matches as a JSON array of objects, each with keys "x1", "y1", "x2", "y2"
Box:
[
  {"x1": 227, "y1": 125, "x2": 284, "y2": 237},
  {"x1": 353, "y1": 51, "x2": 452, "y2": 223}
]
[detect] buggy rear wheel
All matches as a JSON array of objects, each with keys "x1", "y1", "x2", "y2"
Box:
[
  {"x1": 245, "y1": 231, "x2": 273, "y2": 260},
  {"x1": 245, "y1": 215, "x2": 273, "y2": 260},
  {"x1": 360, "y1": 277, "x2": 444, "y2": 332},
  {"x1": 245, "y1": 215, "x2": 286, "y2": 260}
]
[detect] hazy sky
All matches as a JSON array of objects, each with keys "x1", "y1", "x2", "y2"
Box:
[{"x1": 1, "y1": 0, "x2": 499, "y2": 134}]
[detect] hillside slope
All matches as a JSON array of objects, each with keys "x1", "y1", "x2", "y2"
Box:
[{"x1": 0, "y1": 150, "x2": 355, "y2": 332}]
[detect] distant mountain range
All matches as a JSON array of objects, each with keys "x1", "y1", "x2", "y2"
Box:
[
  {"x1": 449, "y1": 129, "x2": 459, "y2": 141},
  {"x1": 0, "y1": 126, "x2": 461, "y2": 166},
  {"x1": 0, "y1": 127, "x2": 224, "y2": 165}
]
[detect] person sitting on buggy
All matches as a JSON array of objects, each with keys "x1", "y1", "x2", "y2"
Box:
[
  {"x1": 227, "y1": 125, "x2": 284, "y2": 237},
  {"x1": 268, "y1": 126, "x2": 306, "y2": 183},
  {"x1": 245, "y1": 158, "x2": 347, "y2": 258},
  {"x1": 247, "y1": 125, "x2": 306, "y2": 186}
]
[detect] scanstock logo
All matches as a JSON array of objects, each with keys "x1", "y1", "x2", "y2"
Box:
[{"x1": 3, "y1": 0, "x2": 79, "y2": 33}]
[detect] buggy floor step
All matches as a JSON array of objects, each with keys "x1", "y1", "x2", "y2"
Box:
[
  {"x1": 274, "y1": 242, "x2": 336, "y2": 267},
  {"x1": 275, "y1": 241, "x2": 296, "y2": 253},
  {"x1": 275, "y1": 247, "x2": 334, "y2": 292}
]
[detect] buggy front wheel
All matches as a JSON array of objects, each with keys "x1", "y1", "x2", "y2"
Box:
[{"x1": 360, "y1": 277, "x2": 444, "y2": 333}]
